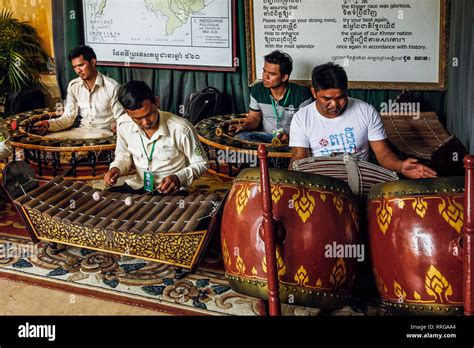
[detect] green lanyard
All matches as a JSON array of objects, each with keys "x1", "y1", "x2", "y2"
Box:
[
  {"x1": 139, "y1": 134, "x2": 157, "y2": 170},
  {"x1": 271, "y1": 87, "x2": 291, "y2": 129}
]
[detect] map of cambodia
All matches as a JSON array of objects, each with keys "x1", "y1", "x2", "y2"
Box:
[
  {"x1": 85, "y1": 0, "x2": 233, "y2": 69},
  {"x1": 144, "y1": 0, "x2": 209, "y2": 35},
  {"x1": 97, "y1": 0, "x2": 210, "y2": 35}
]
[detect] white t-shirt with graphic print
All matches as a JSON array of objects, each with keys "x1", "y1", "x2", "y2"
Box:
[{"x1": 289, "y1": 98, "x2": 387, "y2": 161}]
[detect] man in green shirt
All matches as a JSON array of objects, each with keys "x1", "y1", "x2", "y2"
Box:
[{"x1": 229, "y1": 50, "x2": 313, "y2": 143}]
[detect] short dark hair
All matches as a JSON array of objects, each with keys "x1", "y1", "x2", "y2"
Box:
[
  {"x1": 312, "y1": 62, "x2": 348, "y2": 92},
  {"x1": 264, "y1": 50, "x2": 293, "y2": 77},
  {"x1": 118, "y1": 81, "x2": 154, "y2": 110},
  {"x1": 68, "y1": 45, "x2": 97, "y2": 62}
]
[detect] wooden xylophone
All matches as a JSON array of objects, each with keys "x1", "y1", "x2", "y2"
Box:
[
  {"x1": 380, "y1": 112, "x2": 468, "y2": 176},
  {"x1": 3, "y1": 161, "x2": 223, "y2": 270}
]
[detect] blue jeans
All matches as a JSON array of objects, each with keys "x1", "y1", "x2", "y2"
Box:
[{"x1": 235, "y1": 131, "x2": 274, "y2": 143}]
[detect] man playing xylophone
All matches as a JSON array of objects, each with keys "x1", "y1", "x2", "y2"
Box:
[
  {"x1": 104, "y1": 81, "x2": 209, "y2": 195},
  {"x1": 33, "y1": 45, "x2": 126, "y2": 134},
  {"x1": 289, "y1": 62, "x2": 437, "y2": 179}
]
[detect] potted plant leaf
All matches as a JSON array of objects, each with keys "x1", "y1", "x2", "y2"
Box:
[{"x1": 0, "y1": 9, "x2": 52, "y2": 117}]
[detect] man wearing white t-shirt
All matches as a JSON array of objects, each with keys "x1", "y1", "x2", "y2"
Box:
[{"x1": 290, "y1": 63, "x2": 436, "y2": 179}]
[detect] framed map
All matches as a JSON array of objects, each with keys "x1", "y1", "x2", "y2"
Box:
[
  {"x1": 246, "y1": 0, "x2": 448, "y2": 90},
  {"x1": 83, "y1": 0, "x2": 237, "y2": 71}
]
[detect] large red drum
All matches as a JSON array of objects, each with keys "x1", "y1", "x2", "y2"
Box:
[
  {"x1": 368, "y1": 177, "x2": 464, "y2": 315},
  {"x1": 221, "y1": 168, "x2": 360, "y2": 309}
]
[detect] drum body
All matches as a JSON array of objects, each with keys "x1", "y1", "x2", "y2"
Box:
[
  {"x1": 367, "y1": 177, "x2": 464, "y2": 314},
  {"x1": 221, "y1": 168, "x2": 360, "y2": 309}
]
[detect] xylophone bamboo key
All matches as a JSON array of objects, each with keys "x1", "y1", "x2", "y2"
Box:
[
  {"x1": 32, "y1": 181, "x2": 81, "y2": 214},
  {"x1": 44, "y1": 185, "x2": 93, "y2": 219},
  {"x1": 129, "y1": 196, "x2": 169, "y2": 234},
  {"x1": 15, "y1": 176, "x2": 64, "y2": 205},
  {"x1": 117, "y1": 196, "x2": 158, "y2": 232},
  {"x1": 83, "y1": 193, "x2": 131, "y2": 229},
  {"x1": 62, "y1": 190, "x2": 112, "y2": 223},
  {"x1": 157, "y1": 195, "x2": 197, "y2": 233},
  {"x1": 143, "y1": 196, "x2": 184, "y2": 234},
  {"x1": 182, "y1": 193, "x2": 219, "y2": 233},
  {"x1": 95, "y1": 194, "x2": 139, "y2": 230},
  {"x1": 73, "y1": 192, "x2": 122, "y2": 226},
  {"x1": 24, "y1": 180, "x2": 75, "y2": 210},
  {"x1": 53, "y1": 188, "x2": 101, "y2": 222},
  {"x1": 168, "y1": 194, "x2": 206, "y2": 232},
  {"x1": 105, "y1": 195, "x2": 150, "y2": 232}
]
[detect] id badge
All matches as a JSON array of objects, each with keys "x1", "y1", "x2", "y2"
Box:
[{"x1": 143, "y1": 171, "x2": 154, "y2": 192}]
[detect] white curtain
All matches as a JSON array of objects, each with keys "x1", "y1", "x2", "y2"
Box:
[{"x1": 446, "y1": 0, "x2": 474, "y2": 153}]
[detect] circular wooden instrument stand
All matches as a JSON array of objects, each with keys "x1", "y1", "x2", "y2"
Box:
[
  {"x1": 4, "y1": 108, "x2": 117, "y2": 180},
  {"x1": 195, "y1": 114, "x2": 292, "y2": 178}
]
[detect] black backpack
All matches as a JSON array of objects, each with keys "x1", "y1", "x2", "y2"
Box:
[{"x1": 183, "y1": 87, "x2": 224, "y2": 125}]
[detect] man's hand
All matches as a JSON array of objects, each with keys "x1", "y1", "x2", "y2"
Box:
[
  {"x1": 111, "y1": 121, "x2": 117, "y2": 134},
  {"x1": 289, "y1": 147, "x2": 310, "y2": 170},
  {"x1": 104, "y1": 167, "x2": 120, "y2": 186},
  {"x1": 228, "y1": 111, "x2": 262, "y2": 136},
  {"x1": 157, "y1": 175, "x2": 181, "y2": 195},
  {"x1": 228, "y1": 120, "x2": 246, "y2": 136},
  {"x1": 371, "y1": 140, "x2": 437, "y2": 179},
  {"x1": 277, "y1": 132, "x2": 289, "y2": 144},
  {"x1": 401, "y1": 158, "x2": 437, "y2": 179},
  {"x1": 32, "y1": 120, "x2": 50, "y2": 135}
]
